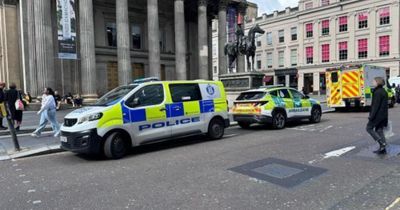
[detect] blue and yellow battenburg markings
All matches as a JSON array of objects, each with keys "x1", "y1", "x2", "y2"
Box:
[{"x1": 120, "y1": 100, "x2": 215, "y2": 130}]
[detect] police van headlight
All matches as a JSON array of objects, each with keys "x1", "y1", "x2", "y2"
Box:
[{"x1": 78, "y1": 113, "x2": 103, "y2": 124}]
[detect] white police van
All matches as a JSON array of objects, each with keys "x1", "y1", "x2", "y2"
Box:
[{"x1": 60, "y1": 79, "x2": 229, "y2": 159}]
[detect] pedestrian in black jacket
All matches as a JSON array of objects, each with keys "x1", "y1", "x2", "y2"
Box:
[
  {"x1": 5, "y1": 83, "x2": 23, "y2": 131},
  {"x1": 366, "y1": 77, "x2": 388, "y2": 154},
  {"x1": 0, "y1": 82, "x2": 6, "y2": 129}
]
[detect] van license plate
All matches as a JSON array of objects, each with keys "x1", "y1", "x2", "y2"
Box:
[{"x1": 60, "y1": 136, "x2": 68, "y2": 142}]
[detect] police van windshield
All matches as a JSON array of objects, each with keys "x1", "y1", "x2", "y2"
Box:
[
  {"x1": 95, "y1": 85, "x2": 138, "y2": 106},
  {"x1": 236, "y1": 91, "x2": 266, "y2": 101}
]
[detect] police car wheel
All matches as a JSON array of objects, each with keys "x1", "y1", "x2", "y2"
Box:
[
  {"x1": 208, "y1": 118, "x2": 225, "y2": 140},
  {"x1": 310, "y1": 107, "x2": 322, "y2": 123},
  {"x1": 104, "y1": 132, "x2": 127, "y2": 159},
  {"x1": 238, "y1": 121, "x2": 251, "y2": 129},
  {"x1": 272, "y1": 112, "x2": 286, "y2": 129}
]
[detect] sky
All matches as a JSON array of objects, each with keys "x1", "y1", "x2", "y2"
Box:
[{"x1": 248, "y1": 0, "x2": 299, "y2": 15}]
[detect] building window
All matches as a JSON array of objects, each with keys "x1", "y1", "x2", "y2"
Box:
[
  {"x1": 278, "y1": 51, "x2": 284, "y2": 67},
  {"x1": 358, "y1": 12, "x2": 368, "y2": 29},
  {"x1": 358, "y1": 39, "x2": 368, "y2": 59},
  {"x1": 256, "y1": 36, "x2": 262, "y2": 47},
  {"x1": 321, "y1": 44, "x2": 330, "y2": 63},
  {"x1": 131, "y1": 24, "x2": 142, "y2": 49},
  {"x1": 306, "y1": 23, "x2": 313, "y2": 38},
  {"x1": 291, "y1": 27, "x2": 297, "y2": 41},
  {"x1": 278, "y1": 30, "x2": 284, "y2": 43},
  {"x1": 339, "y1": 41, "x2": 348, "y2": 61},
  {"x1": 379, "y1": 35, "x2": 390, "y2": 57},
  {"x1": 256, "y1": 54, "x2": 262, "y2": 69},
  {"x1": 267, "y1": 53, "x2": 273, "y2": 68},
  {"x1": 290, "y1": 49, "x2": 297, "y2": 66},
  {"x1": 321, "y1": 0, "x2": 329, "y2": 6},
  {"x1": 305, "y1": 2, "x2": 313, "y2": 10},
  {"x1": 321, "y1": 20, "x2": 329, "y2": 35},
  {"x1": 106, "y1": 22, "x2": 117, "y2": 47},
  {"x1": 339, "y1": 16, "x2": 348, "y2": 32},
  {"x1": 306, "y1": 46, "x2": 313, "y2": 64},
  {"x1": 213, "y1": 66, "x2": 217, "y2": 74},
  {"x1": 379, "y1": 7, "x2": 390, "y2": 25},
  {"x1": 266, "y1": 32, "x2": 272, "y2": 45}
]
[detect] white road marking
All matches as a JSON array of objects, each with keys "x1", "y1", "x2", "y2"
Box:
[
  {"x1": 386, "y1": 197, "x2": 400, "y2": 210},
  {"x1": 22, "y1": 180, "x2": 30, "y2": 184},
  {"x1": 32, "y1": 200, "x2": 41, "y2": 204},
  {"x1": 15, "y1": 168, "x2": 22, "y2": 171},
  {"x1": 319, "y1": 125, "x2": 333, "y2": 133},
  {"x1": 224, "y1": 134, "x2": 238, "y2": 138},
  {"x1": 19, "y1": 174, "x2": 26, "y2": 177},
  {"x1": 323, "y1": 146, "x2": 356, "y2": 159},
  {"x1": 12, "y1": 164, "x2": 18, "y2": 167},
  {"x1": 27, "y1": 189, "x2": 36, "y2": 193}
]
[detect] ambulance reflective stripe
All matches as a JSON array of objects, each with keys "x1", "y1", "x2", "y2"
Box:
[{"x1": 342, "y1": 71, "x2": 360, "y2": 98}]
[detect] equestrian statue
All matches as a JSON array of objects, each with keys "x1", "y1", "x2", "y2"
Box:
[{"x1": 224, "y1": 24, "x2": 265, "y2": 72}]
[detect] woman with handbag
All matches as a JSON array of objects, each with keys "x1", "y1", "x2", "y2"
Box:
[
  {"x1": 31, "y1": 87, "x2": 60, "y2": 137},
  {"x1": 5, "y1": 83, "x2": 23, "y2": 131}
]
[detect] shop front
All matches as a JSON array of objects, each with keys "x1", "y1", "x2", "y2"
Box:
[{"x1": 274, "y1": 68, "x2": 298, "y2": 89}]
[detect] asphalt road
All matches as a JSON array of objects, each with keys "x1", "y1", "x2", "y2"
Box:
[{"x1": 0, "y1": 107, "x2": 399, "y2": 210}]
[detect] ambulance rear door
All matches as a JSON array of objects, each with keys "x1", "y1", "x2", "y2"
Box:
[{"x1": 326, "y1": 70, "x2": 344, "y2": 107}]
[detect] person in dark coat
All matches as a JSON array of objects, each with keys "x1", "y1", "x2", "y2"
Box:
[
  {"x1": 366, "y1": 77, "x2": 388, "y2": 154},
  {"x1": 5, "y1": 83, "x2": 23, "y2": 131},
  {"x1": 0, "y1": 82, "x2": 6, "y2": 129}
]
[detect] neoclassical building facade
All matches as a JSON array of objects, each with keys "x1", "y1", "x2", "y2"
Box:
[
  {"x1": 0, "y1": 0, "x2": 249, "y2": 99},
  {"x1": 244, "y1": 0, "x2": 400, "y2": 94}
]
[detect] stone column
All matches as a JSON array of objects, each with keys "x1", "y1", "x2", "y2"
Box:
[
  {"x1": 237, "y1": 6, "x2": 246, "y2": 73},
  {"x1": 147, "y1": 0, "x2": 161, "y2": 78},
  {"x1": 79, "y1": 0, "x2": 97, "y2": 100},
  {"x1": 117, "y1": 0, "x2": 132, "y2": 85},
  {"x1": 26, "y1": 0, "x2": 38, "y2": 97},
  {"x1": 198, "y1": 0, "x2": 208, "y2": 79},
  {"x1": 218, "y1": 0, "x2": 228, "y2": 75},
  {"x1": 174, "y1": 0, "x2": 187, "y2": 80},
  {"x1": 207, "y1": 17, "x2": 213, "y2": 80},
  {"x1": 34, "y1": 0, "x2": 55, "y2": 96}
]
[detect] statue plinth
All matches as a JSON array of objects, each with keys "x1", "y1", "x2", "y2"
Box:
[{"x1": 219, "y1": 72, "x2": 264, "y2": 91}]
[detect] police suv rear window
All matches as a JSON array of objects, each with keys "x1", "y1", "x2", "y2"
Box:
[
  {"x1": 169, "y1": 84, "x2": 202, "y2": 102},
  {"x1": 236, "y1": 92, "x2": 266, "y2": 101}
]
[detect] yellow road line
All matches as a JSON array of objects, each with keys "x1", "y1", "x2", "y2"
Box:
[{"x1": 386, "y1": 197, "x2": 400, "y2": 210}]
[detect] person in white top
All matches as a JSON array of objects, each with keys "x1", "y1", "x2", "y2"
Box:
[{"x1": 31, "y1": 87, "x2": 61, "y2": 137}]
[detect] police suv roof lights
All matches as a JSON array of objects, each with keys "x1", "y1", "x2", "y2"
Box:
[{"x1": 132, "y1": 77, "x2": 160, "y2": 84}]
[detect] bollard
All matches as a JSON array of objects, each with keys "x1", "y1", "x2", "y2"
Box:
[{"x1": 4, "y1": 103, "x2": 20, "y2": 151}]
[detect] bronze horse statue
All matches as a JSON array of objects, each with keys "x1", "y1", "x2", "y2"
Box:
[
  {"x1": 224, "y1": 24, "x2": 265, "y2": 72},
  {"x1": 243, "y1": 24, "x2": 265, "y2": 71}
]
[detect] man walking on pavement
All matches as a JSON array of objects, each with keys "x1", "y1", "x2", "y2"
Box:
[
  {"x1": 0, "y1": 82, "x2": 7, "y2": 130},
  {"x1": 366, "y1": 77, "x2": 389, "y2": 154}
]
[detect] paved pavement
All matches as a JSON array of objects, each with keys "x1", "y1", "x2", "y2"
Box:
[{"x1": 0, "y1": 107, "x2": 399, "y2": 209}]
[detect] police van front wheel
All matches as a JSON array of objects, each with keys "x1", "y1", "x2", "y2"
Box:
[
  {"x1": 208, "y1": 118, "x2": 225, "y2": 140},
  {"x1": 104, "y1": 132, "x2": 127, "y2": 159}
]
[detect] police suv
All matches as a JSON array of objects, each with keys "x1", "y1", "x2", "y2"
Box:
[
  {"x1": 60, "y1": 79, "x2": 229, "y2": 159},
  {"x1": 232, "y1": 85, "x2": 322, "y2": 129}
]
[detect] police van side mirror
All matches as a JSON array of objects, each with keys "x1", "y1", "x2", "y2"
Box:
[{"x1": 303, "y1": 95, "x2": 310, "y2": 99}]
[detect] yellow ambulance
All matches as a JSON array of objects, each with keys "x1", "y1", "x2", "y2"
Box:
[
  {"x1": 60, "y1": 79, "x2": 229, "y2": 159},
  {"x1": 326, "y1": 65, "x2": 395, "y2": 109}
]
